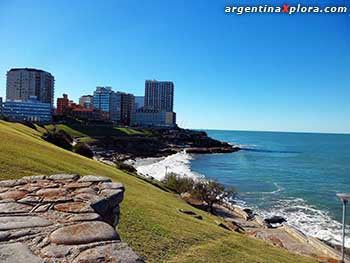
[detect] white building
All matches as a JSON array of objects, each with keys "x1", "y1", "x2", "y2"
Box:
[{"x1": 131, "y1": 109, "x2": 176, "y2": 128}]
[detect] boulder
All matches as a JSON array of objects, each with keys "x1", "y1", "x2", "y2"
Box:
[
  {"x1": 0, "y1": 242, "x2": 44, "y2": 263},
  {"x1": 0, "y1": 216, "x2": 52, "y2": 230},
  {"x1": 78, "y1": 175, "x2": 111, "y2": 183},
  {"x1": 48, "y1": 174, "x2": 80, "y2": 181},
  {"x1": 264, "y1": 216, "x2": 287, "y2": 225},
  {"x1": 72, "y1": 242, "x2": 144, "y2": 263},
  {"x1": 0, "y1": 202, "x2": 33, "y2": 214},
  {"x1": 49, "y1": 221, "x2": 119, "y2": 245},
  {"x1": 54, "y1": 202, "x2": 94, "y2": 213}
]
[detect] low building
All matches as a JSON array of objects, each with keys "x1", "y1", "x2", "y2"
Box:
[
  {"x1": 131, "y1": 109, "x2": 176, "y2": 128},
  {"x1": 2, "y1": 97, "x2": 52, "y2": 122},
  {"x1": 70, "y1": 106, "x2": 104, "y2": 121},
  {"x1": 56, "y1": 94, "x2": 70, "y2": 115}
]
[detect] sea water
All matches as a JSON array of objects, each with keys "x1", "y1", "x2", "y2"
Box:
[{"x1": 135, "y1": 130, "x2": 350, "y2": 247}]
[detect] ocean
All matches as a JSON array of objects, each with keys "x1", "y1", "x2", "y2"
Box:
[{"x1": 135, "y1": 130, "x2": 350, "y2": 247}]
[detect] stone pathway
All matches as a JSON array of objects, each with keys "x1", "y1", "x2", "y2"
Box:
[{"x1": 0, "y1": 174, "x2": 143, "y2": 263}]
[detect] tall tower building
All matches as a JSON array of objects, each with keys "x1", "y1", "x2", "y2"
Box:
[
  {"x1": 92, "y1": 86, "x2": 113, "y2": 113},
  {"x1": 6, "y1": 68, "x2": 55, "y2": 106},
  {"x1": 144, "y1": 80, "x2": 174, "y2": 111},
  {"x1": 110, "y1": 92, "x2": 135, "y2": 125}
]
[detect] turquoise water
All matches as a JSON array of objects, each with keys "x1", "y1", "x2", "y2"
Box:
[{"x1": 190, "y1": 130, "x2": 350, "y2": 246}]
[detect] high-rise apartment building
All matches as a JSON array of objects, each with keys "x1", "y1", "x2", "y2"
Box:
[
  {"x1": 6, "y1": 68, "x2": 55, "y2": 106},
  {"x1": 110, "y1": 92, "x2": 135, "y2": 125},
  {"x1": 79, "y1": 95, "x2": 93, "y2": 109},
  {"x1": 93, "y1": 86, "x2": 113, "y2": 114},
  {"x1": 144, "y1": 80, "x2": 174, "y2": 111},
  {"x1": 92, "y1": 87, "x2": 134, "y2": 125}
]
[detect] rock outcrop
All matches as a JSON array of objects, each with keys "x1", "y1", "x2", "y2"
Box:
[{"x1": 0, "y1": 174, "x2": 143, "y2": 263}]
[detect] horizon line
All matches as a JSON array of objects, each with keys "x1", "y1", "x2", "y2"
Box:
[{"x1": 188, "y1": 127, "x2": 350, "y2": 136}]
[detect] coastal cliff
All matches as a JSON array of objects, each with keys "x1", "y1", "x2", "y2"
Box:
[{"x1": 90, "y1": 127, "x2": 241, "y2": 162}]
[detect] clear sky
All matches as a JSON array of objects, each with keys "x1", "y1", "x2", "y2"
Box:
[{"x1": 0, "y1": 0, "x2": 349, "y2": 133}]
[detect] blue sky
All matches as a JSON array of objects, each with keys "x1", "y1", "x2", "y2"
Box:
[{"x1": 0, "y1": 0, "x2": 349, "y2": 133}]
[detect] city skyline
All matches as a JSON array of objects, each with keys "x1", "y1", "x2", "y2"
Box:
[{"x1": 0, "y1": 0, "x2": 349, "y2": 133}]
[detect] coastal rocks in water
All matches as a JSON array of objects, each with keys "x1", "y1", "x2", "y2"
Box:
[
  {"x1": 264, "y1": 216, "x2": 287, "y2": 226},
  {"x1": 242, "y1": 208, "x2": 255, "y2": 220},
  {"x1": 186, "y1": 146, "x2": 241, "y2": 154},
  {"x1": 0, "y1": 174, "x2": 143, "y2": 263}
]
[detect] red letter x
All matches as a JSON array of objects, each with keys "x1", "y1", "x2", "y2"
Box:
[{"x1": 282, "y1": 4, "x2": 289, "y2": 12}]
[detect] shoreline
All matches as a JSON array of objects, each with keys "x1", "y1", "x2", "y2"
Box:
[{"x1": 128, "y1": 151, "x2": 348, "y2": 262}]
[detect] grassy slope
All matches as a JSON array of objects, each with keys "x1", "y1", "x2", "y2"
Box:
[
  {"x1": 45, "y1": 124, "x2": 152, "y2": 138},
  {"x1": 0, "y1": 121, "x2": 316, "y2": 263}
]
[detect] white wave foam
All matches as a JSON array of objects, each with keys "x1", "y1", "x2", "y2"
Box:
[
  {"x1": 257, "y1": 198, "x2": 350, "y2": 248},
  {"x1": 134, "y1": 152, "x2": 203, "y2": 181},
  {"x1": 133, "y1": 153, "x2": 348, "y2": 248}
]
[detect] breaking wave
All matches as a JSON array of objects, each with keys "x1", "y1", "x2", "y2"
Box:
[{"x1": 133, "y1": 151, "x2": 203, "y2": 181}]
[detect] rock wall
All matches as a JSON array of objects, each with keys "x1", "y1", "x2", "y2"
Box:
[{"x1": 0, "y1": 174, "x2": 144, "y2": 263}]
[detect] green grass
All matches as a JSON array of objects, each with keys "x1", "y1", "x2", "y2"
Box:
[
  {"x1": 45, "y1": 124, "x2": 153, "y2": 138},
  {"x1": 44, "y1": 124, "x2": 153, "y2": 144},
  {"x1": 0, "y1": 120, "x2": 316, "y2": 263}
]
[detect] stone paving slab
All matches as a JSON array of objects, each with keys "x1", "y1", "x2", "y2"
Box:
[{"x1": 0, "y1": 174, "x2": 143, "y2": 263}]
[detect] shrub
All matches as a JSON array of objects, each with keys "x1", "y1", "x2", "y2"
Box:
[
  {"x1": 192, "y1": 180, "x2": 236, "y2": 213},
  {"x1": 42, "y1": 129, "x2": 73, "y2": 151},
  {"x1": 115, "y1": 161, "x2": 137, "y2": 173},
  {"x1": 163, "y1": 174, "x2": 236, "y2": 213},
  {"x1": 163, "y1": 173, "x2": 195, "y2": 194},
  {"x1": 73, "y1": 142, "x2": 94, "y2": 159}
]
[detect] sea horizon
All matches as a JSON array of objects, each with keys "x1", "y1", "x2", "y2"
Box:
[{"x1": 192, "y1": 128, "x2": 350, "y2": 136}]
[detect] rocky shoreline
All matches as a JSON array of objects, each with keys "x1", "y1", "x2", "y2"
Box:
[
  {"x1": 88, "y1": 128, "x2": 347, "y2": 262},
  {"x1": 126, "y1": 154, "x2": 347, "y2": 262},
  {"x1": 90, "y1": 129, "x2": 241, "y2": 163}
]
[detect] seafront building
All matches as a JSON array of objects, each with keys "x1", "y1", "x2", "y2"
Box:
[
  {"x1": 134, "y1": 96, "x2": 144, "y2": 110},
  {"x1": 92, "y1": 87, "x2": 135, "y2": 125},
  {"x1": 132, "y1": 80, "x2": 176, "y2": 127},
  {"x1": 56, "y1": 94, "x2": 70, "y2": 115},
  {"x1": 110, "y1": 92, "x2": 135, "y2": 125},
  {"x1": 2, "y1": 96, "x2": 51, "y2": 122},
  {"x1": 144, "y1": 80, "x2": 174, "y2": 111},
  {"x1": 6, "y1": 68, "x2": 55, "y2": 107},
  {"x1": 79, "y1": 95, "x2": 93, "y2": 108},
  {"x1": 92, "y1": 86, "x2": 113, "y2": 117},
  {"x1": 131, "y1": 109, "x2": 176, "y2": 127}
]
